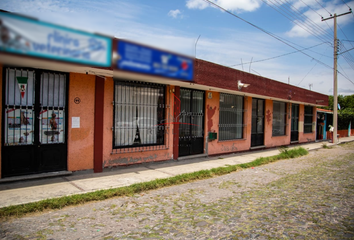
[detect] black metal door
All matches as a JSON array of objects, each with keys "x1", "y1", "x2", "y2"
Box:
[
  {"x1": 291, "y1": 104, "x2": 299, "y2": 142},
  {"x1": 178, "y1": 89, "x2": 204, "y2": 157},
  {"x1": 251, "y1": 98, "x2": 264, "y2": 147},
  {"x1": 2, "y1": 67, "x2": 68, "y2": 178}
]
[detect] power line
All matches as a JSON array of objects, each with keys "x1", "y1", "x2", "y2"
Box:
[
  {"x1": 315, "y1": 0, "x2": 333, "y2": 16},
  {"x1": 297, "y1": 45, "x2": 331, "y2": 86},
  {"x1": 202, "y1": 0, "x2": 334, "y2": 70},
  {"x1": 265, "y1": 0, "x2": 333, "y2": 43},
  {"x1": 229, "y1": 43, "x2": 328, "y2": 67}
]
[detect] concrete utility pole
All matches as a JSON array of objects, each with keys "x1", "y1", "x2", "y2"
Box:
[{"x1": 322, "y1": 9, "x2": 352, "y2": 144}]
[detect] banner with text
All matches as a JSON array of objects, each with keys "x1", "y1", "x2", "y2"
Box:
[
  {"x1": 0, "y1": 11, "x2": 112, "y2": 67},
  {"x1": 117, "y1": 40, "x2": 193, "y2": 81}
]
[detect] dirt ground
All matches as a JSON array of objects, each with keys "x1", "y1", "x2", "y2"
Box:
[{"x1": 1, "y1": 142, "x2": 354, "y2": 240}]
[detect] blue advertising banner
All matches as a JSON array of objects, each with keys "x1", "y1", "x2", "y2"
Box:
[
  {"x1": 0, "y1": 11, "x2": 112, "y2": 67},
  {"x1": 117, "y1": 40, "x2": 193, "y2": 81}
]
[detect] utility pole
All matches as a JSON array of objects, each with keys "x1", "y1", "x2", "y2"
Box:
[{"x1": 322, "y1": 9, "x2": 352, "y2": 144}]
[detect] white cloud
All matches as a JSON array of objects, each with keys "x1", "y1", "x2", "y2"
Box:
[
  {"x1": 186, "y1": 0, "x2": 209, "y2": 10},
  {"x1": 186, "y1": 0, "x2": 261, "y2": 12},
  {"x1": 168, "y1": 9, "x2": 182, "y2": 18},
  {"x1": 286, "y1": 0, "x2": 354, "y2": 38}
]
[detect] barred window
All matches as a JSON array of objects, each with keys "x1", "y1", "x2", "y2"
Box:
[
  {"x1": 113, "y1": 81, "x2": 165, "y2": 148},
  {"x1": 272, "y1": 101, "x2": 287, "y2": 136},
  {"x1": 219, "y1": 93, "x2": 243, "y2": 140},
  {"x1": 304, "y1": 106, "x2": 313, "y2": 133}
]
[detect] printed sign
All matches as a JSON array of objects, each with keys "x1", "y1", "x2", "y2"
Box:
[
  {"x1": 117, "y1": 40, "x2": 194, "y2": 81},
  {"x1": 0, "y1": 11, "x2": 112, "y2": 67},
  {"x1": 40, "y1": 110, "x2": 65, "y2": 143},
  {"x1": 5, "y1": 109, "x2": 34, "y2": 145}
]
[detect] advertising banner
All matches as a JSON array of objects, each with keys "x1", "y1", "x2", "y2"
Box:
[
  {"x1": 0, "y1": 11, "x2": 112, "y2": 67},
  {"x1": 117, "y1": 40, "x2": 193, "y2": 81}
]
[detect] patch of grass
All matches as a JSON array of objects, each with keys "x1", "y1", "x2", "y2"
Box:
[
  {"x1": 0, "y1": 147, "x2": 308, "y2": 219},
  {"x1": 322, "y1": 143, "x2": 333, "y2": 149}
]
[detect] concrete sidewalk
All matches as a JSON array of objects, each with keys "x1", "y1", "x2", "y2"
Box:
[{"x1": 1, "y1": 137, "x2": 353, "y2": 208}]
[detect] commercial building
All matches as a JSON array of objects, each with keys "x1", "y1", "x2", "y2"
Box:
[{"x1": 0, "y1": 11, "x2": 328, "y2": 179}]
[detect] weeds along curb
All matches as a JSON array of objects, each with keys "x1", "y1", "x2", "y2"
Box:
[{"x1": 0, "y1": 147, "x2": 308, "y2": 219}]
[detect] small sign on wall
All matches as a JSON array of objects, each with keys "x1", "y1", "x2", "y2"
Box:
[{"x1": 72, "y1": 117, "x2": 80, "y2": 128}]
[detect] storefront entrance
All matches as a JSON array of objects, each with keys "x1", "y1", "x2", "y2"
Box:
[
  {"x1": 178, "y1": 88, "x2": 204, "y2": 157},
  {"x1": 251, "y1": 98, "x2": 264, "y2": 147},
  {"x1": 291, "y1": 104, "x2": 299, "y2": 142},
  {"x1": 2, "y1": 67, "x2": 68, "y2": 178}
]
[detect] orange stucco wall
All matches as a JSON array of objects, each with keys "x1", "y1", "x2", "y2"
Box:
[
  {"x1": 102, "y1": 79, "x2": 174, "y2": 167},
  {"x1": 298, "y1": 105, "x2": 316, "y2": 143},
  {"x1": 67, "y1": 73, "x2": 95, "y2": 171},
  {"x1": 264, "y1": 100, "x2": 291, "y2": 148},
  {"x1": 206, "y1": 93, "x2": 251, "y2": 155}
]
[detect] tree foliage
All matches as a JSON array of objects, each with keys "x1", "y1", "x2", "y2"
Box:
[{"x1": 324, "y1": 95, "x2": 354, "y2": 130}]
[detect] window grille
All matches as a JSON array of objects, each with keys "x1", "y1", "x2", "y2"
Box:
[
  {"x1": 272, "y1": 101, "x2": 287, "y2": 136},
  {"x1": 4, "y1": 68, "x2": 67, "y2": 145},
  {"x1": 304, "y1": 106, "x2": 313, "y2": 133},
  {"x1": 112, "y1": 80, "x2": 167, "y2": 153},
  {"x1": 4, "y1": 68, "x2": 35, "y2": 145},
  {"x1": 219, "y1": 93, "x2": 244, "y2": 141}
]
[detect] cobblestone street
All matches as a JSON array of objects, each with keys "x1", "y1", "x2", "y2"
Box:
[{"x1": 1, "y1": 142, "x2": 354, "y2": 239}]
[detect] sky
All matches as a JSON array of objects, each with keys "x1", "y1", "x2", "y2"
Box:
[{"x1": 1, "y1": 0, "x2": 354, "y2": 96}]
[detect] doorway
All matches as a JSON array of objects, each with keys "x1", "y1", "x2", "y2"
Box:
[
  {"x1": 2, "y1": 67, "x2": 68, "y2": 178},
  {"x1": 291, "y1": 104, "x2": 299, "y2": 142},
  {"x1": 178, "y1": 88, "x2": 204, "y2": 157},
  {"x1": 251, "y1": 98, "x2": 264, "y2": 147}
]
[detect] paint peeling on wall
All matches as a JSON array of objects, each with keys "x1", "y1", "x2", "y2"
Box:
[
  {"x1": 107, "y1": 154, "x2": 158, "y2": 165},
  {"x1": 266, "y1": 109, "x2": 272, "y2": 125},
  {"x1": 207, "y1": 104, "x2": 217, "y2": 132},
  {"x1": 221, "y1": 143, "x2": 237, "y2": 152}
]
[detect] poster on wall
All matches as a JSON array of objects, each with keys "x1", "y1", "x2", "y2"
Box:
[
  {"x1": 40, "y1": 110, "x2": 65, "y2": 144},
  {"x1": 0, "y1": 11, "x2": 112, "y2": 67},
  {"x1": 5, "y1": 109, "x2": 34, "y2": 145}
]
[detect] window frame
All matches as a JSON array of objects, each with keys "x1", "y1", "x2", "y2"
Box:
[
  {"x1": 272, "y1": 101, "x2": 287, "y2": 137},
  {"x1": 218, "y1": 93, "x2": 244, "y2": 141},
  {"x1": 304, "y1": 106, "x2": 313, "y2": 133},
  {"x1": 113, "y1": 80, "x2": 166, "y2": 149}
]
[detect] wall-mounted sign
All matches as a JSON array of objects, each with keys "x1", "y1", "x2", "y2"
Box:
[
  {"x1": 117, "y1": 40, "x2": 193, "y2": 81},
  {"x1": 72, "y1": 117, "x2": 80, "y2": 128},
  {"x1": 0, "y1": 11, "x2": 112, "y2": 67}
]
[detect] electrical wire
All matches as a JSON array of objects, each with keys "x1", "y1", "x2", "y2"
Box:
[
  {"x1": 202, "y1": 0, "x2": 334, "y2": 70},
  {"x1": 297, "y1": 45, "x2": 330, "y2": 86},
  {"x1": 314, "y1": 0, "x2": 333, "y2": 16},
  {"x1": 263, "y1": 0, "x2": 333, "y2": 43},
  {"x1": 229, "y1": 43, "x2": 328, "y2": 67}
]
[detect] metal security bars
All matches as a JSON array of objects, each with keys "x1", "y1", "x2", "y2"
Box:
[
  {"x1": 39, "y1": 72, "x2": 66, "y2": 144},
  {"x1": 272, "y1": 101, "x2": 287, "y2": 136},
  {"x1": 4, "y1": 68, "x2": 35, "y2": 145},
  {"x1": 291, "y1": 104, "x2": 299, "y2": 142},
  {"x1": 113, "y1": 80, "x2": 166, "y2": 153},
  {"x1": 219, "y1": 93, "x2": 244, "y2": 141},
  {"x1": 304, "y1": 106, "x2": 313, "y2": 133}
]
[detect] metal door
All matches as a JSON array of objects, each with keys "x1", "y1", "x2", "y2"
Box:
[
  {"x1": 291, "y1": 104, "x2": 299, "y2": 142},
  {"x1": 178, "y1": 89, "x2": 204, "y2": 157},
  {"x1": 2, "y1": 67, "x2": 68, "y2": 178},
  {"x1": 251, "y1": 98, "x2": 264, "y2": 147}
]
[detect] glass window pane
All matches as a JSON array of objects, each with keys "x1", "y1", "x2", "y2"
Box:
[{"x1": 114, "y1": 81, "x2": 165, "y2": 148}]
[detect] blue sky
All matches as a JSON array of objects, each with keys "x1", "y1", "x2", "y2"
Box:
[{"x1": 1, "y1": 0, "x2": 354, "y2": 96}]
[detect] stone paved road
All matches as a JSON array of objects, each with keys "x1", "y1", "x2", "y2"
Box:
[{"x1": 1, "y1": 142, "x2": 354, "y2": 239}]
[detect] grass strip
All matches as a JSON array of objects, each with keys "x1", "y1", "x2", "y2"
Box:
[{"x1": 0, "y1": 147, "x2": 308, "y2": 219}]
